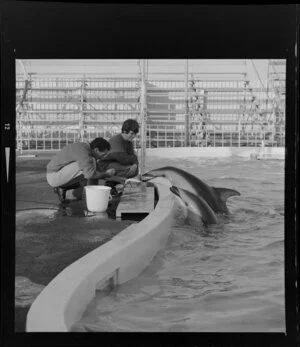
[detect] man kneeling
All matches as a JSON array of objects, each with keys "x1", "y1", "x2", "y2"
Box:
[
  {"x1": 46, "y1": 138, "x2": 115, "y2": 203},
  {"x1": 98, "y1": 119, "x2": 139, "y2": 183}
]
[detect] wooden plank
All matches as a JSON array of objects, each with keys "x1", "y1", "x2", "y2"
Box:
[
  {"x1": 85, "y1": 87, "x2": 139, "y2": 91},
  {"x1": 148, "y1": 109, "x2": 273, "y2": 115},
  {"x1": 16, "y1": 87, "x2": 139, "y2": 92},
  {"x1": 23, "y1": 99, "x2": 139, "y2": 104},
  {"x1": 24, "y1": 110, "x2": 139, "y2": 114},
  {"x1": 116, "y1": 184, "x2": 155, "y2": 218},
  {"x1": 148, "y1": 99, "x2": 269, "y2": 105},
  {"x1": 148, "y1": 87, "x2": 267, "y2": 93}
]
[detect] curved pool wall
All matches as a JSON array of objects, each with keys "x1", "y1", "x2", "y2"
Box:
[{"x1": 26, "y1": 177, "x2": 184, "y2": 332}]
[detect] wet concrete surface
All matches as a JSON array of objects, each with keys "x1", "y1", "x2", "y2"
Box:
[
  {"x1": 116, "y1": 184, "x2": 154, "y2": 218},
  {"x1": 15, "y1": 155, "x2": 133, "y2": 331}
]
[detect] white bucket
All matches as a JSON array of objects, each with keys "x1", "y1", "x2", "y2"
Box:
[{"x1": 84, "y1": 186, "x2": 112, "y2": 213}]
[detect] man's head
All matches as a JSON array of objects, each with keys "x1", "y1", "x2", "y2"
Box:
[
  {"x1": 90, "y1": 137, "x2": 110, "y2": 159},
  {"x1": 121, "y1": 119, "x2": 139, "y2": 141}
]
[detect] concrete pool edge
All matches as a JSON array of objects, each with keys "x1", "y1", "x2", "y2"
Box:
[
  {"x1": 145, "y1": 147, "x2": 285, "y2": 159},
  {"x1": 26, "y1": 177, "x2": 182, "y2": 332}
]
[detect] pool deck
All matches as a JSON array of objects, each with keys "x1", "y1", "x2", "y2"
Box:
[{"x1": 15, "y1": 155, "x2": 150, "y2": 331}]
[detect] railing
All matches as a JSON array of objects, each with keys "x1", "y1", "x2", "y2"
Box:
[
  {"x1": 16, "y1": 75, "x2": 285, "y2": 152},
  {"x1": 16, "y1": 123, "x2": 285, "y2": 152}
]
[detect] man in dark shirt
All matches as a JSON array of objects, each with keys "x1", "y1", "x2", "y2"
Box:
[
  {"x1": 98, "y1": 119, "x2": 140, "y2": 180},
  {"x1": 47, "y1": 137, "x2": 115, "y2": 203}
]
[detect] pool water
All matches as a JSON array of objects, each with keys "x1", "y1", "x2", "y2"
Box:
[
  {"x1": 15, "y1": 189, "x2": 134, "y2": 331},
  {"x1": 15, "y1": 203, "x2": 135, "y2": 292},
  {"x1": 72, "y1": 157, "x2": 285, "y2": 332}
]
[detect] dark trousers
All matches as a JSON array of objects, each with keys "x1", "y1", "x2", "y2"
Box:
[{"x1": 58, "y1": 174, "x2": 101, "y2": 200}]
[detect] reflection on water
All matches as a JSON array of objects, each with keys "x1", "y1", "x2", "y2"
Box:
[{"x1": 73, "y1": 158, "x2": 285, "y2": 332}]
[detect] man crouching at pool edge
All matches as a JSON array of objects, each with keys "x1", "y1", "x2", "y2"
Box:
[{"x1": 46, "y1": 137, "x2": 116, "y2": 204}]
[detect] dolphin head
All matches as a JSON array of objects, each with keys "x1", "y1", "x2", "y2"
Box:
[
  {"x1": 145, "y1": 168, "x2": 167, "y2": 177},
  {"x1": 142, "y1": 168, "x2": 169, "y2": 181}
]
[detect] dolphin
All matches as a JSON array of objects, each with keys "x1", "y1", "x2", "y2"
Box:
[
  {"x1": 143, "y1": 166, "x2": 240, "y2": 214},
  {"x1": 170, "y1": 185, "x2": 219, "y2": 226}
]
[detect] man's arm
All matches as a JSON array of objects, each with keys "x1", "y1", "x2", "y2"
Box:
[
  {"x1": 75, "y1": 144, "x2": 116, "y2": 179},
  {"x1": 89, "y1": 169, "x2": 114, "y2": 179},
  {"x1": 101, "y1": 152, "x2": 138, "y2": 165}
]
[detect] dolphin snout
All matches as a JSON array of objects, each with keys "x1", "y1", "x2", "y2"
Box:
[
  {"x1": 142, "y1": 170, "x2": 165, "y2": 182},
  {"x1": 141, "y1": 174, "x2": 155, "y2": 182}
]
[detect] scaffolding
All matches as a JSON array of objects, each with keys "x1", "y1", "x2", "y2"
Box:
[{"x1": 16, "y1": 60, "x2": 286, "y2": 153}]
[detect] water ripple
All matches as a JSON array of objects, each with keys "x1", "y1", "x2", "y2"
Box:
[{"x1": 74, "y1": 158, "x2": 285, "y2": 332}]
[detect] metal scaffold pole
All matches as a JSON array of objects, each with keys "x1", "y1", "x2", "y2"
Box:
[
  {"x1": 139, "y1": 60, "x2": 147, "y2": 177},
  {"x1": 16, "y1": 60, "x2": 30, "y2": 154},
  {"x1": 185, "y1": 60, "x2": 189, "y2": 147},
  {"x1": 79, "y1": 76, "x2": 86, "y2": 142}
]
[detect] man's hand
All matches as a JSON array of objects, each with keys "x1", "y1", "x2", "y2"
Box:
[{"x1": 105, "y1": 168, "x2": 116, "y2": 177}]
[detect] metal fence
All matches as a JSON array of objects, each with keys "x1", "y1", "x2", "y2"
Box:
[{"x1": 16, "y1": 68, "x2": 285, "y2": 152}]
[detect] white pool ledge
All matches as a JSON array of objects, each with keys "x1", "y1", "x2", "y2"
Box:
[
  {"x1": 26, "y1": 177, "x2": 182, "y2": 332},
  {"x1": 145, "y1": 146, "x2": 285, "y2": 159}
]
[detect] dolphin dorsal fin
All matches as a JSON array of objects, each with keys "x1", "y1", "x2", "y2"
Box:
[{"x1": 214, "y1": 187, "x2": 240, "y2": 203}]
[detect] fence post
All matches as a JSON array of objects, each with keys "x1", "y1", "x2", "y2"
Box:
[
  {"x1": 79, "y1": 77, "x2": 85, "y2": 142},
  {"x1": 139, "y1": 60, "x2": 147, "y2": 176},
  {"x1": 185, "y1": 60, "x2": 189, "y2": 147},
  {"x1": 238, "y1": 118, "x2": 241, "y2": 147}
]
